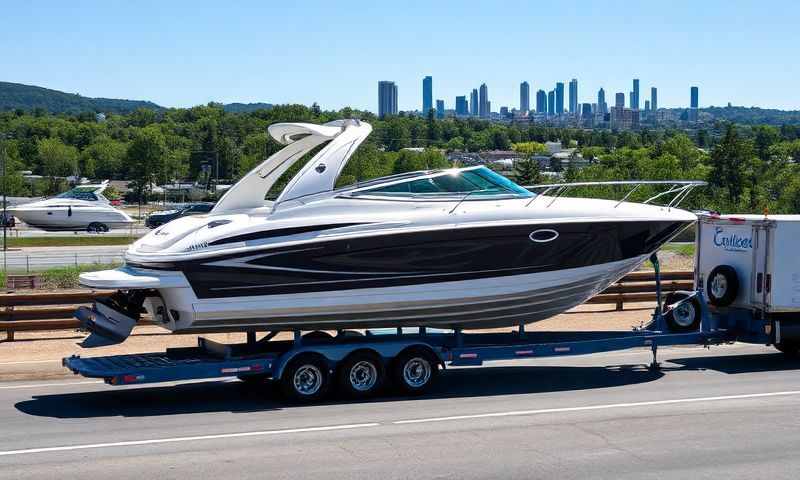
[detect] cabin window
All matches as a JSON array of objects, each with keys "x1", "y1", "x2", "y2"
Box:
[{"x1": 352, "y1": 167, "x2": 534, "y2": 199}]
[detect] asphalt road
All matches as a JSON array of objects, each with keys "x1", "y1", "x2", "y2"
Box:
[
  {"x1": 1, "y1": 343, "x2": 799, "y2": 479},
  {"x1": 1, "y1": 245, "x2": 128, "y2": 271}
]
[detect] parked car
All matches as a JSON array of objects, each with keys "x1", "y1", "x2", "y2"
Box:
[
  {"x1": 145, "y1": 203, "x2": 214, "y2": 228},
  {"x1": 0, "y1": 212, "x2": 15, "y2": 228}
]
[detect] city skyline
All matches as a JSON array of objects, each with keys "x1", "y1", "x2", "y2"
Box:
[
  {"x1": 392, "y1": 74, "x2": 708, "y2": 119},
  {"x1": 1, "y1": 1, "x2": 797, "y2": 111}
]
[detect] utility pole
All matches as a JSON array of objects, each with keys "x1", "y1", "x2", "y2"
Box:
[{"x1": 1, "y1": 133, "x2": 8, "y2": 277}]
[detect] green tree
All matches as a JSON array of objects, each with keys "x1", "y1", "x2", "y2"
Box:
[
  {"x1": 513, "y1": 158, "x2": 541, "y2": 186},
  {"x1": 709, "y1": 124, "x2": 756, "y2": 210},
  {"x1": 125, "y1": 126, "x2": 166, "y2": 202},
  {"x1": 37, "y1": 137, "x2": 78, "y2": 177},
  {"x1": 80, "y1": 136, "x2": 127, "y2": 179}
]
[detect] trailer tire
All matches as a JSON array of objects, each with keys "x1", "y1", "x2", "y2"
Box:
[
  {"x1": 280, "y1": 354, "x2": 330, "y2": 403},
  {"x1": 663, "y1": 292, "x2": 701, "y2": 332},
  {"x1": 337, "y1": 351, "x2": 385, "y2": 398},
  {"x1": 774, "y1": 342, "x2": 800, "y2": 358},
  {"x1": 87, "y1": 222, "x2": 108, "y2": 233},
  {"x1": 707, "y1": 265, "x2": 739, "y2": 307},
  {"x1": 391, "y1": 348, "x2": 439, "y2": 396}
]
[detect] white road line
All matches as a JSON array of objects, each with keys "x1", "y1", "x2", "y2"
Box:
[
  {"x1": 0, "y1": 423, "x2": 381, "y2": 457},
  {"x1": 0, "y1": 381, "x2": 103, "y2": 390},
  {"x1": 393, "y1": 390, "x2": 800, "y2": 424}
]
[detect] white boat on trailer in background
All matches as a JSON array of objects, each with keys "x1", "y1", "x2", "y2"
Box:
[{"x1": 8, "y1": 181, "x2": 134, "y2": 232}]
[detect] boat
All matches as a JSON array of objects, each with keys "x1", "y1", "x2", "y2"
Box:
[
  {"x1": 75, "y1": 119, "x2": 702, "y2": 347},
  {"x1": 8, "y1": 182, "x2": 134, "y2": 232}
]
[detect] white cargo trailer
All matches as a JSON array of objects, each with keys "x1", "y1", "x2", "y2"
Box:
[{"x1": 696, "y1": 214, "x2": 800, "y2": 312}]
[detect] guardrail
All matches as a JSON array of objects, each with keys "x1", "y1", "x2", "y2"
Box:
[{"x1": 0, "y1": 270, "x2": 694, "y2": 341}]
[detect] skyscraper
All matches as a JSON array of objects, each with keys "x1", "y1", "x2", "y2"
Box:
[
  {"x1": 479, "y1": 83, "x2": 489, "y2": 118},
  {"x1": 689, "y1": 86, "x2": 699, "y2": 122},
  {"x1": 597, "y1": 88, "x2": 606, "y2": 114},
  {"x1": 644, "y1": 100, "x2": 650, "y2": 111},
  {"x1": 436, "y1": 99, "x2": 445, "y2": 119},
  {"x1": 520, "y1": 81, "x2": 530, "y2": 113},
  {"x1": 568, "y1": 78, "x2": 578, "y2": 114},
  {"x1": 470, "y1": 89, "x2": 479, "y2": 116},
  {"x1": 651, "y1": 87, "x2": 658, "y2": 112},
  {"x1": 455, "y1": 95, "x2": 468, "y2": 116},
  {"x1": 536, "y1": 89, "x2": 547, "y2": 113},
  {"x1": 632, "y1": 79, "x2": 640, "y2": 110},
  {"x1": 378, "y1": 81, "x2": 398, "y2": 118},
  {"x1": 615, "y1": 92, "x2": 625, "y2": 108},
  {"x1": 555, "y1": 82, "x2": 564, "y2": 114},
  {"x1": 548, "y1": 90, "x2": 555, "y2": 115},
  {"x1": 422, "y1": 76, "x2": 433, "y2": 115}
]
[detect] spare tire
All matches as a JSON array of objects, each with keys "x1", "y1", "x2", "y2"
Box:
[
  {"x1": 663, "y1": 292, "x2": 701, "y2": 332},
  {"x1": 707, "y1": 265, "x2": 739, "y2": 307}
]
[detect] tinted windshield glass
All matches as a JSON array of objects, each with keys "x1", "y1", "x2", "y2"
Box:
[
  {"x1": 355, "y1": 167, "x2": 533, "y2": 198},
  {"x1": 56, "y1": 188, "x2": 98, "y2": 201}
]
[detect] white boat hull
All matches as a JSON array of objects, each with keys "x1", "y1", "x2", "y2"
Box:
[{"x1": 134, "y1": 255, "x2": 647, "y2": 333}]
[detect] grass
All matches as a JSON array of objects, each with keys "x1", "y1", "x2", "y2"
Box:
[
  {"x1": 662, "y1": 243, "x2": 696, "y2": 257},
  {"x1": 1, "y1": 236, "x2": 135, "y2": 248},
  {"x1": 37, "y1": 263, "x2": 121, "y2": 289},
  {"x1": 2, "y1": 263, "x2": 120, "y2": 289}
]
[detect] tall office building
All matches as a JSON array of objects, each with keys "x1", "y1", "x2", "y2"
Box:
[
  {"x1": 520, "y1": 81, "x2": 530, "y2": 112},
  {"x1": 555, "y1": 82, "x2": 565, "y2": 114},
  {"x1": 536, "y1": 89, "x2": 547, "y2": 113},
  {"x1": 422, "y1": 76, "x2": 433, "y2": 115},
  {"x1": 644, "y1": 100, "x2": 650, "y2": 111},
  {"x1": 470, "y1": 89, "x2": 479, "y2": 116},
  {"x1": 548, "y1": 90, "x2": 555, "y2": 115},
  {"x1": 378, "y1": 81, "x2": 398, "y2": 118},
  {"x1": 615, "y1": 92, "x2": 625, "y2": 108},
  {"x1": 651, "y1": 87, "x2": 658, "y2": 112},
  {"x1": 597, "y1": 88, "x2": 607, "y2": 114},
  {"x1": 689, "y1": 86, "x2": 699, "y2": 122},
  {"x1": 568, "y1": 78, "x2": 578, "y2": 114},
  {"x1": 436, "y1": 99, "x2": 445, "y2": 119},
  {"x1": 581, "y1": 103, "x2": 592, "y2": 120},
  {"x1": 479, "y1": 83, "x2": 489, "y2": 118},
  {"x1": 455, "y1": 95, "x2": 468, "y2": 116},
  {"x1": 632, "y1": 79, "x2": 640, "y2": 110}
]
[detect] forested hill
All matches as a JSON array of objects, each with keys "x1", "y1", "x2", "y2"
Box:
[{"x1": 0, "y1": 81, "x2": 163, "y2": 114}]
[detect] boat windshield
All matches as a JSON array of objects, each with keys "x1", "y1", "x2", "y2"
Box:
[
  {"x1": 350, "y1": 167, "x2": 533, "y2": 199},
  {"x1": 55, "y1": 186, "x2": 100, "y2": 201}
]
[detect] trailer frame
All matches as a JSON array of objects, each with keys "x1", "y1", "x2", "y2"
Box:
[{"x1": 62, "y1": 254, "x2": 777, "y2": 400}]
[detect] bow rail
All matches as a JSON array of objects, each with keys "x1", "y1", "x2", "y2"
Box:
[{"x1": 523, "y1": 180, "x2": 707, "y2": 209}]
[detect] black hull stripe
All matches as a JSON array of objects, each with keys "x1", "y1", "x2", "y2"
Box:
[
  {"x1": 185, "y1": 262, "x2": 640, "y2": 332},
  {"x1": 176, "y1": 220, "x2": 691, "y2": 298}
]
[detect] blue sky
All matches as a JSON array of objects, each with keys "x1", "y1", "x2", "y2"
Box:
[{"x1": 3, "y1": 0, "x2": 799, "y2": 111}]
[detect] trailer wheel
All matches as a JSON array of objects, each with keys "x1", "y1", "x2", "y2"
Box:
[
  {"x1": 774, "y1": 342, "x2": 800, "y2": 358},
  {"x1": 87, "y1": 222, "x2": 108, "y2": 233},
  {"x1": 391, "y1": 348, "x2": 439, "y2": 396},
  {"x1": 663, "y1": 292, "x2": 701, "y2": 332},
  {"x1": 280, "y1": 354, "x2": 330, "y2": 403},
  {"x1": 337, "y1": 351, "x2": 385, "y2": 398},
  {"x1": 707, "y1": 265, "x2": 739, "y2": 307}
]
